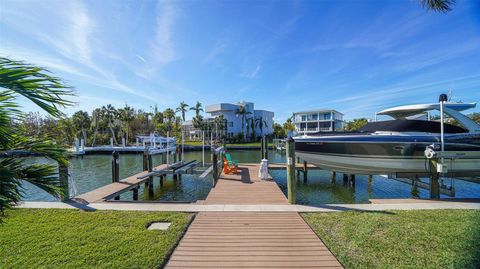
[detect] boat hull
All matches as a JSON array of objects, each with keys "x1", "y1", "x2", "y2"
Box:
[{"x1": 294, "y1": 134, "x2": 480, "y2": 175}]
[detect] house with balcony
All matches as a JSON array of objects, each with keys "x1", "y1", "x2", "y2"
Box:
[
  {"x1": 205, "y1": 101, "x2": 274, "y2": 138},
  {"x1": 293, "y1": 109, "x2": 344, "y2": 135}
]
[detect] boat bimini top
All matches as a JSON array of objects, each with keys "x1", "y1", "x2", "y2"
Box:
[{"x1": 376, "y1": 102, "x2": 480, "y2": 133}]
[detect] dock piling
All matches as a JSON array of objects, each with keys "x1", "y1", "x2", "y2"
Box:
[
  {"x1": 286, "y1": 137, "x2": 296, "y2": 204},
  {"x1": 147, "y1": 154, "x2": 154, "y2": 196},
  {"x1": 303, "y1": 161, "x2": 308, "y2": 182},
  {"x1": 59, "y1": 162, "x2": 69, "y2": 201},
  {"x1": 331, "y1": 171, "x2": 336, "y2": 184},
  {"x1": 111, "y1": 151, "x2": 120, "y2": 200},
  {"x1": 430, "y1": 159, "x2": 440, "y2": 199}
]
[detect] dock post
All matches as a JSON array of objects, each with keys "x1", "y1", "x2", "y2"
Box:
[
  {"x1": 132, "y1": 187, "x2": 138, "y2": 200},
  {"x1": 331, "y1": 171, "x2": 336, "y2": 184},
  {"x1": 148, "y1": 154, "x2": 154, "y2": 196},
  {"x1": 264, "y1": 136, "x2": 268, "y2": 160},
  {"x1": 349, "y1": 174, "x2": 355, "y2": 187},
  {"x1": 112, "y1": 151, "x2": 120, "y2": 200},
  {"x1": 212, "y1": 151, "x2": 218, "y2": 186},
  {"x1": 343, "y1": 174, "x2": 348, "y2": 185},
  {"x1": 303, "y1": 161, "x2": 308, "y2": 183},
  {"x1": 142, "y1": 151, "x2": 148, "y2": 171},
  {"x1": 58, "y1": 162, "x2": 69, "y2": 201},
  {"x1": 430, "y1": 159, "x2": 440, "y2": 199},
  {"x1": 286, "y1": 137, "x2": 296, "y2": 204},
  {"x1": 261, "y1": 136, "x2": 265, "y2": 160}
]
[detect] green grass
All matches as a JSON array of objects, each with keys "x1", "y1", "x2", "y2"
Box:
[
  {"x1": 0, "y1": 209, "x2": 192, "y2": 269},
  {"x1": 302, "y1": 210, "x2": 480, "y2": 269}
]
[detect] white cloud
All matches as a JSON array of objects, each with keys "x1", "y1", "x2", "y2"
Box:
[{"x1": 241, "y1": 64, "x2": 261, "y2": 79}]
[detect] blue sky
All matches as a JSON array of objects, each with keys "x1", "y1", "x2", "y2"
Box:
[{"x1": 1, "y1": 0, "x2": 479, "y2": 122}]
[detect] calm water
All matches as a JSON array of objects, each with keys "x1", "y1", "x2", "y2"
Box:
[{"x1": 21, "y1": 150, "x2": 480, "y2": 204}]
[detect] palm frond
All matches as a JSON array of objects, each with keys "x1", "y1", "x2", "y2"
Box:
[
  {"x1": 0, "y1": 57, "x2": 75, "y2": 118},
  {"x1": 419, "y1": 0, "x2": 455, "y2": 12}
]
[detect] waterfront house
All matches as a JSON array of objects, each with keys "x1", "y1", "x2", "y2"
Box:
[
  {"x1": 205, "y1": 101, "x2": 274, "y2": 138},
  {"x1": 293, "y1": 109, "x2": 344, "y2": 135}
]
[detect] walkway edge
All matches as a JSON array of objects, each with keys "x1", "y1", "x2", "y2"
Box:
[{"x1": 16, "y1": 201, "x2": 480, "y2": 211}]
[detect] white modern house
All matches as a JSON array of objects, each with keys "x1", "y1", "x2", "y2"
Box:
[
  {"x1": 205, "y1": 101, "x2": 274, "y2": 138},
  {"x1": 293, "y1": 109, "x2": 344, "y2": 135}
]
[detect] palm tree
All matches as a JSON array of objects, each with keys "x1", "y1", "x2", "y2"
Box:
[
  {"x1": 235, "y1": 105, "x2": 251, "y2": 141},
  {"x1": 90, "y1": 108, "x2": 101, "y2": 146},
  {"x1": 419, "y1": 0, "x2": 455, "y2": 12},
  {"x1": 163, "y1": 108, "x2": 176, "y2": 132},
  {"x1": 176, "y1": 101, "x2": 189, "y2": 122},
  {"x1": 71, "y1": 110, "x2": 90, "y2": 143},
  {"x1": 0, "y1": 57, "x2": 74, "y2": 217},
  {"x1": 101, "y1": 104, "x2": 118, "y2": 145},
  {"x1": 118, "y1": 105, "x2": 135, "y2": 143},
  {"x1": 255, "y1": 117, "x2": 268, "y2": 136},
  {"x1": 190, "y1": 101, "x2": 203, "y2": 117}
]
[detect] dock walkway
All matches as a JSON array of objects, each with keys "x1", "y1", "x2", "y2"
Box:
[
  {"x1": 166, "y1": 164, "x2": 343, "y2": 268},
  {"x1": 75, "y1": 163, "x2": 169, "y2": 203}
]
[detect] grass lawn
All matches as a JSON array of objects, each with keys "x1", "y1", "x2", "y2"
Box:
[
  {"x1": 302, "y1": 210, "x2": 480, "y2": 269},
  {"x1": 0, "y1": 209, "x2": 192, "y2": 269}
]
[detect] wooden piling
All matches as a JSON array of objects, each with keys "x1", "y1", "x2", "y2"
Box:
[
  {"x1": 148, "y1": 154, "x2": 154, "y2": 196},
  {"x1": 58, "y1": 162, "x2": 69, "y2": 201},
  {"x1": 349, "y1": 174, "x2": 355, "y2": 187},
  {"x1": 303, "y1": 161, "x2": 308, "y2": 182},
  {"x1": 430, "y1": 159, "x2": 440, "y2": 199},
  {"x1": 132, "y1": 187, "x2": 138, "y2": 200},
  {"x1": 331, "y1": 171, "x2": 336, "y2": 184},
  {"x1": 112, "y1": 151, "x2": 120, "y2": 200},
  {"x1": 261, "y1": 137, "x2": 265, "y2": 160},
  {"x1": 212, "y1": 152, "x2": 218, "y2": 186},
  {"x1": 286, "y1": 137, "x2": 296, "y2": 204},
  {"x1": 264, "y1": 136, "x2": 268, "y2": 160}
]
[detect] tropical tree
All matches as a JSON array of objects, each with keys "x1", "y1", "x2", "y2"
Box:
[
  {"x1": 192, "y1": 115, "x2": 204, "y2": 129},
  {"x1": 214, "y1": 115, "x2": 226, "y2": 139},
  {"x1": 248, "y1": 117, "x2": 255, "y2": 140},
  {"x1": 235, "y1": 105, "x2": 251, "y2": 141},
  {"x1": 117, "y1": 104, "x2": 135, "y2": 143},
  {"x1": 101, "y1": 104, "x2": 118, "y2": 144},
  {"x1": 0, "y1": 57, "x2": 74, "y2": 218},
  {"x1": 190, "y1": 101, "x2": 203, "y2": 117},
  {"x1": 344, "y1": 118, "x2": 369, "y2": 131},
  {"x1": 71, "y1": 110, "x2": 90, "y2": 143},
  {"x1": 255, "y1": 116, "x2": 268, "y2": 136},
  {"x1": 161, "y1": 108, "x2": 175, "y2": 133},
  {"x1": 176, "y1": 101, "x2": 189, "y2": 122},
  {"x1": 419, "y1": 0, "x2": 455, "y2": 12},
  {"x1": 90, "y1": 108, "x2": 101, "y2": 146},
  {"x1": 283, "y1": 117, "x2": 295, "y2": 133}
]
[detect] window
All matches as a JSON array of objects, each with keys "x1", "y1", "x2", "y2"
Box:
[
  {"x1": 323, "y1": 113, "x2": 331, "y2": 120},
  {"x1": 301, "y1": 115, "x2": 307, "y2": 121}
]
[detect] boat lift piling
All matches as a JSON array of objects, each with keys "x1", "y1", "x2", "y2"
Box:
[{"x1": 286, "y1": 137, "x2": 296, "y2": 204}]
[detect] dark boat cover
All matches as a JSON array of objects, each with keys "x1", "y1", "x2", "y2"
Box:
[{"x1": 359, "y1": 120, "x2": 468, "y2": 134}]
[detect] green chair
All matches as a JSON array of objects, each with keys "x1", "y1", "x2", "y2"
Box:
[{"x1": 225, "y1": 153, "x2": 239, "y2": 166}]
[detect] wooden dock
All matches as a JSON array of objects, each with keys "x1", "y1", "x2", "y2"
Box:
[
  {"x1": 204, "y1": 163, "x2": 288, "y2": 205},
  {"x1": 166, "y1": 164, "x2": 343, "y2": 268},
  {"x1": 74, "y1": 163, "x2": 169, "y2": 203}
]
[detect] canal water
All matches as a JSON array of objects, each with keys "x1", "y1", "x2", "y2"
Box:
[{"x1": 21, "y1": 150, "x2": 480, "y2": 204}]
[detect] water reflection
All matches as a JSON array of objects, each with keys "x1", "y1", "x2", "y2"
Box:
[{"x1": 19, "y1": 150, "x2": 480, "y2": 204}]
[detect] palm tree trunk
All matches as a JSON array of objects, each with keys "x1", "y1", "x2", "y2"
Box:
[
  {"x1": 92, "y1": 124, "x2": 98, "y2": 146},
  {"x1": 82, "y1": 129, "x2": 87, "y2": 144}
]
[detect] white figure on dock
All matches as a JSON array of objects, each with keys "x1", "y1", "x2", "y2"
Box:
[{"x1": 259, "y1": 159, "x2": 269, "y2": 180}]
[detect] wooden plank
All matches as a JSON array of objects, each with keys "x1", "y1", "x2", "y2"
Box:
[
  {"x1": 165, "y1": 212, "x2": 343, "y2": 269},
  {"x1": 74, "y1": 163, "x2": 168, "y2": 203}
]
